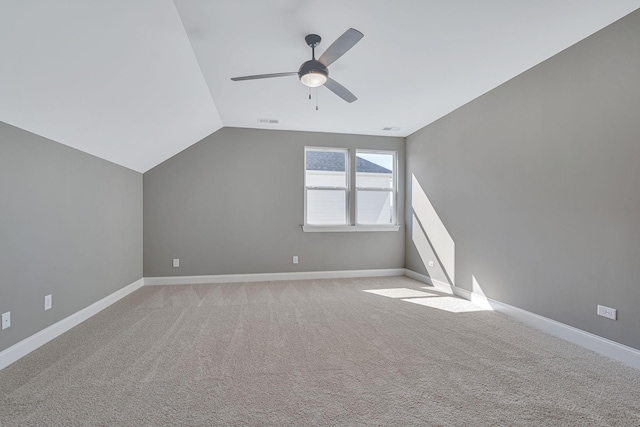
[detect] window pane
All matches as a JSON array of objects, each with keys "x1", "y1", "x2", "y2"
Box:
[
  {"x1": 357, "y1": 190, "x2": 393, "y2": 224},
  {"x1": 306, "y1": 150, "x2": 346, "y2": 187},
  {"x1": 307, "y1": 189, "x2": 347, "y2": 225},
  {"x1": 356, "y1": 152, "x2": 394, "y2": 188}
]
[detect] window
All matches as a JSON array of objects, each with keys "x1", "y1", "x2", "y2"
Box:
[
  {"x1": 304, "y1": 147, "x2": 398, "y2": 231},
  {"x1": 356, "y1": 150, "x2": 396, "y2": 225},
  {"x1": 305, "y1": 148, "x2": 348, "y2": 225}
]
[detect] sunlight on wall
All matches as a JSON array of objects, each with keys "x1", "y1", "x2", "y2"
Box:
[
  {"x1": 472, "y1": 275, "x2": 487, "y2": 298},
  {"x1": 411, "y1": 174, "x2": 456, "y2": 284},
  {"x1": 411, "y1": 213, "x2": 437, "y2": 272},
  {"x1": 468, "y1": 275, "x2": 494, "y2": 310}
]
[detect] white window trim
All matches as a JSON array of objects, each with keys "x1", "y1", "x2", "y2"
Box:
[
  {"x1": 302, "y1": 224, "x2": 401, "y2": 232},
  {"x1": 303, "y1": 147, "x2": 400, "y2": 232}
]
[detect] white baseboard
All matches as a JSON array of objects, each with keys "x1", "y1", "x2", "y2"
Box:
[
  {"x1": 404, "y1": 269, "x2": 640, "y2": 369},
  {"x1": 144, "y1": 268, "x2": 406, "y2": 286},
  {"x1": 484, "y1": 296, "x2": 640, "y2": 369},
  {"x1": 0, "y1": 278, "x2": 144, "y2": 371}
]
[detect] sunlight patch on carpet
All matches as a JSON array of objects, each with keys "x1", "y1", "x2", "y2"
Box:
[
  {"x1": 363, "y1": 288, "x2": 439, "y2": 298},
  {"x1": 402, "y1": 296, "x2": 489, "y2": 313}
]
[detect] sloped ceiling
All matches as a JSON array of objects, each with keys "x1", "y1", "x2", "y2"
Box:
[{"x1": 1, "y1": 1, "x2": 639, "y2": 172}]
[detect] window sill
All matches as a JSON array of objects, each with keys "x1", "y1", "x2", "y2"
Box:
[{"x1": 302, "y1": 225, "x2": 401, "y2": 233}]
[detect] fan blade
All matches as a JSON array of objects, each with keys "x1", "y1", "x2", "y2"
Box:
[
  {"x1": 231, "y1": 72, "x2": 297, "y2": 81},
  {"x1": 318, "y1": 28, "x2": 364, "y2": 67},
  {"x1": 324, "y1": 78, "x2": 357, "y2": 103}
]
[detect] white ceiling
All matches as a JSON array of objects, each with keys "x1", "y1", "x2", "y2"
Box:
[{"x1": 1, "y1": 1, "x2": 639, "y2": 173}]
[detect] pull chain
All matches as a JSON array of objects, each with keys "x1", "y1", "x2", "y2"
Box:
[
  {"x1": 309, "y1": 85, "x2": 311, "y2": 100},
  {"x1": 315, "y1": 87, "x2": 318, "y2": 111}
]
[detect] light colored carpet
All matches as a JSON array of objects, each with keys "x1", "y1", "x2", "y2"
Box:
[{"x1": 1, "y1": 276, "x2": 639, "y2": 426}]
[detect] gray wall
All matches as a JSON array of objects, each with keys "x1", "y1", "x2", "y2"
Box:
[
  {"x1": 406, "y1": 10, "x2": 640, "y2": 350},
  {"x1": 144, "y1": 127, "x2": 405, "y2": 277},
  {"x1": 0, "y1": 122, "x2": 143, "y2": 353}
]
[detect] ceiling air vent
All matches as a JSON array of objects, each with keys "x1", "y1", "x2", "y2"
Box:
[
  {"x1": 382, "y1": 127, "x2": 401, "y2": 131},
  {"x1": 258, "y1": 118, "x2": 279, "y2": 124}
]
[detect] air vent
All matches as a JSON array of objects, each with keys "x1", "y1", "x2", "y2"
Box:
[
  {"x1": 382, "y1": 127, "x2": 401, "y2": 131},
  {"x1": 258, "y1": 118, "x2": 279, "y2": 124}
]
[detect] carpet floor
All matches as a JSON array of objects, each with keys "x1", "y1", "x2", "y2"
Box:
[{"x1": 1, "y1": 276, "x2": 639, "y2": 426}]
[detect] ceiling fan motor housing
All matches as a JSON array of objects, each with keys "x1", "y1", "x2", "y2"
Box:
[{"x1": 298, "y1": 60, "x2": 328, "y2": 87}]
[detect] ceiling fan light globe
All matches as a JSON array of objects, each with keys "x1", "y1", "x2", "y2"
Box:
[
  {"x1": 301, "y1": 72, "x2": 327, "y2": 87},
  {"x1": 298, "y1": 59, "x2": 328, "y2": 88}
]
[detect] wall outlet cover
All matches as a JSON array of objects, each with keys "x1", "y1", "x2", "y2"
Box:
[
  {"x1": 293, "y1": 256, "x2": 299, "y2": 264},
  {"x1": 45, "y1": 294, "x2": 52, "y2": 311},
  {"x1": 173, "y1": 259, "x2": 179, "y2": 268},
  {"x1": 597, "y1": 304, "x2": 617, "y2": 320},
  {"x1": 2, "y1": 312, "x2": 10, "y2": 330}
]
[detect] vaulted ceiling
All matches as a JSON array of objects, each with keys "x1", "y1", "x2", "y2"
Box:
[{"x1": 1, "y1": 1, "x2": 639, "y2": 172}]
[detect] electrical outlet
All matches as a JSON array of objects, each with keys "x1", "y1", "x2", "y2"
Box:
[
  {"x1": 45, "y1": 294, "x2": 52, "y2": 311},
  {"x1": 293, "y1": 256, "x2": 299, "y2": 264},
  {"x1": 428, "y1": 260, "x2": 434, "y2": 267},
  {"x1": 1, "y1": 312, "x2": 10, "y2": 330},
  {"x1": 173, "y1": 259, "x2": 179, "y2": 268},
  {"x1": 597, "y1": 305, "x2": 617, "y2": 320}
]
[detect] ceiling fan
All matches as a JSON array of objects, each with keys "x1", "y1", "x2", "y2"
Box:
[{"x1": 231, "y1": 28, "x2": 364, "y2": 103}]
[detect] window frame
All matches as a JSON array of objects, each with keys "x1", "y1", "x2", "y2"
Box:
[
  {"x1": 355, "y1": 149, "x2": 397, "y2": 226},
  {"x1": 304, "y1": 147, "x2": 350, "y2": 226},
  {"x1": 303, "y1": 147, "x2": 400, "y2": 232}
]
